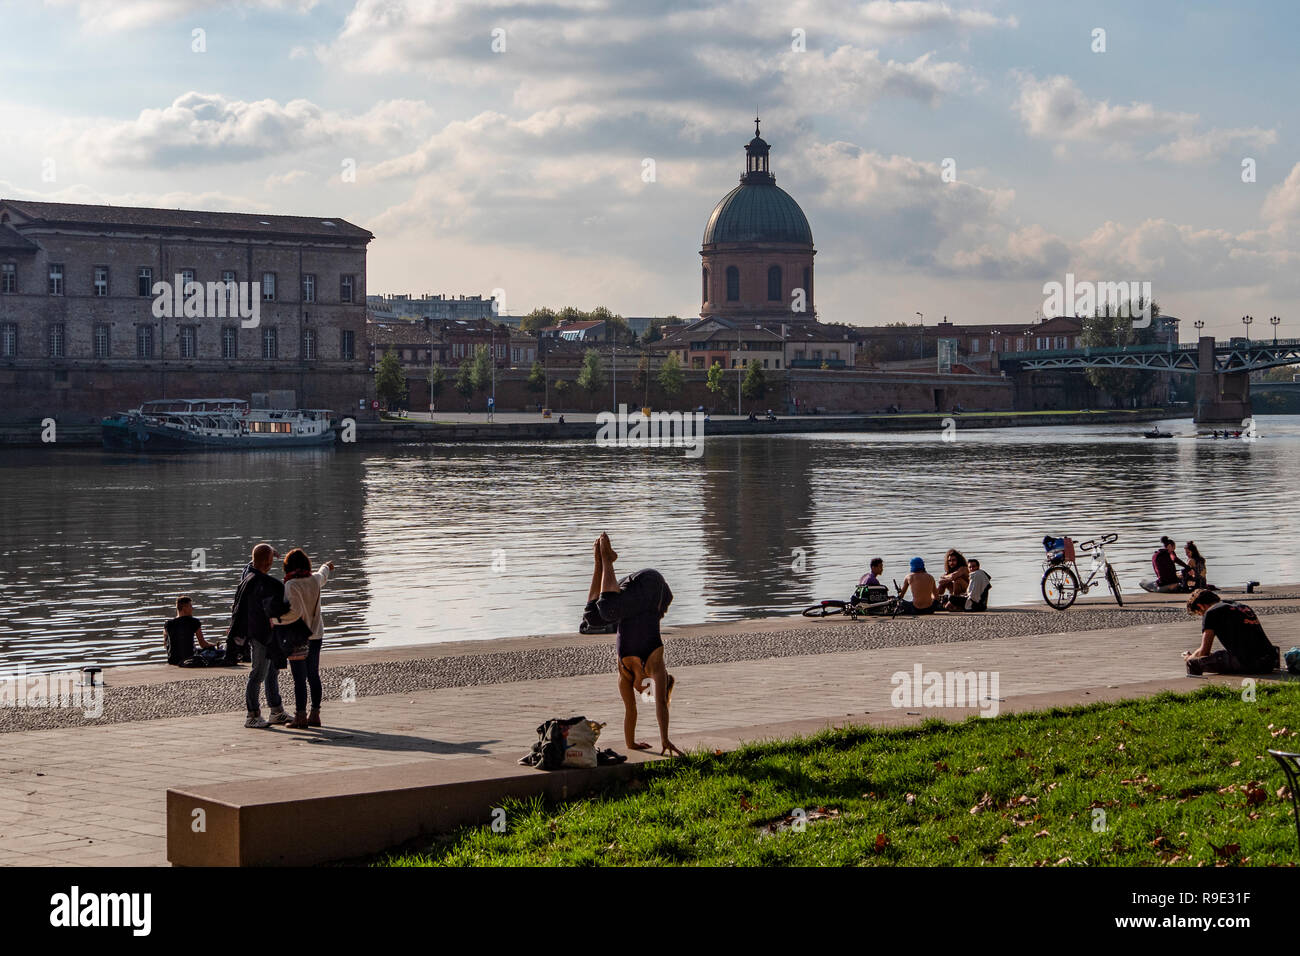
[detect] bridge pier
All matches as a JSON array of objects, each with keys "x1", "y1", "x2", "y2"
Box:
[{"x1": 1193, "y1": 336, "x2": 1252, "y2": 425}]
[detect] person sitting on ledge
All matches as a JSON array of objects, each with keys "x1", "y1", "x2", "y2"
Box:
[
  {"x1": 1183, "y1": 588, "x2": 1280, "y2": 675},
  {"x1": 898, "y1": 557, "x2": 937, "y2": 615},
  {"x1": 1142, "y1": 535, "x2": 1187, "y2": 592},
  {"x1": 164, "y1": 596, "x2": 221, "y2": 665},
  {"x1": 1181, "y1": 541, "x2": 1208, "y2": 591},
  {"x1": 582, "y1": 533, "x2": 683, "y2": 757},
  {"x1": 935, "y1": 548, "x2": 969, "y2": 604},
  {"x1": 946, "y1": 558, "x2": 992, "y2": 612}
]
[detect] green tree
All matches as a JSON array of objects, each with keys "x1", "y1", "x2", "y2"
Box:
[
  {"x1": 1081, "y1": 299, "x2": 1161, "y2": 404},
  {"x1": 742, "y1": 360, "x2": 767, "y2": 403},
  {"x1": 519, "y1": 308, "x2": 556, "y2": 334},
  {"x1": 427, "y1": 364, "x2": 445, "y2": 409},
  {"x1": 557, "y1": 306, "x2": 585, "y2": 324},
  {"x1": 375, "y1": 350, "x2": 407, "y2": 410},
  {"x1": 454, "y1": 358, "x2": 475, "y2": 406},
  {"x1": 470, "y1": 343, "x2": 493, "y2": 399},
  {"x1": 526, "y1": 360, "x2": 547, "y2": 393},
  {"x1": 706, "y1": 360, "x2": 725, "y2": 398},
  {"x1": 577, "y1": 348, "x2": 604, "y2": 409},
  {"x1": 553, "y1": 379, "x2": 570, "y2": 407},
  {"x1": 658, "y1": 351, "x2": 685, "y2": 400}
]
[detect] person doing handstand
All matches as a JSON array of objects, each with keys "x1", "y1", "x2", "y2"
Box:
[{"x1": 582, "y1": 533, "x2": 683, "y2": 757}]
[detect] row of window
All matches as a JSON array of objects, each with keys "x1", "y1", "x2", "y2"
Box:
[
  {"x1": 966, "y1": 336, "x2": 1077, "y2": 353},
  {"x1": 0, "y1": 263, "x2": 357, "y2": 303},
  {"x1": 0, "y1": 323, "x2": 356, "y2": 360},
  {"x1": 704, "y1": 265, "x2": 811, "y2": 304}
]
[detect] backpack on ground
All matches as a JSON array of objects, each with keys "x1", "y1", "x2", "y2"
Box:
[{"x1": 519, "y1": 716, "x2": 605, "y2": 770}]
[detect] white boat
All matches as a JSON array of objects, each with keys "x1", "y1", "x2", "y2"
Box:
[{"x1": 102, "y1": 398, "x2": 336, "y2": 450}]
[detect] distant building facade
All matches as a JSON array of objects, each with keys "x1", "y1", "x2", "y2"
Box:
[
  {"x1": 0, "y1": 199, "x2": 374, "y2": 422},
  {"x1": 367, "y1": 293, "x2": 497, "y2": 322}
]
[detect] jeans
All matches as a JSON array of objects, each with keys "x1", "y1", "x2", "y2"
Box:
[
  {"x1": 289, "y1": 640, "x2": 323, "y2": 712},
  {"x1": 245, "y1": 639, "x2": 283, "y2": 713}
]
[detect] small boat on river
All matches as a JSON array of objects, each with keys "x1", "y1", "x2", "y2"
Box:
[{"x1": 102, "y1": 398, "x2": 336, "y2": 450}]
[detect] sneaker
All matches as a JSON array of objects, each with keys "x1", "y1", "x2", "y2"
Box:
[
  {"x1": 245, "y1": 714, "x2": 271, "y2": 729},
  {"x1": 267, "y1": 707, "x2": 290, "y2": 725}
]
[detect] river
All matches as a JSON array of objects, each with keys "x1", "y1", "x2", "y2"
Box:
[{"x1": 1, "y1": 415, "x2": 1296, "y2": 675}]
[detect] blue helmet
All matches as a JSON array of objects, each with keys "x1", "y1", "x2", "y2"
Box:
[{"x1": 910, "y1": 557, "x2": 925, "y2": 573}]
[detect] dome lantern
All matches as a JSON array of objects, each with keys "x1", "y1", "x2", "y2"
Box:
[{"x1": 742, "y1": 114, "x2": 774, "y2": 185}]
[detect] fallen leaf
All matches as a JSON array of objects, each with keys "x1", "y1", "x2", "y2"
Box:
[
  {"x1": 873, "y1": 833, "x2": 890, "y2": 853},
  {"x1": 1212, "y1": 842, "x2": 1240, "y2": 858},
  {"x1": 947, "y1": 834, "x2": 959, "y2": 845},
  {"x1": 969, "y1": 793, "x2": 994, "y2": 815},
  {"x1": 905, "y1": 793, "x2": 916, "y2": 805},
  {"x1": 739, "y1": 797, "x2": 753, "y2": 812},
  {"x1": 1245, "y1": 785, "x2": 1268, "y2": 807},
  {"x1": 1032, "y1": 829, "x2": 1050, "y2": 838}
]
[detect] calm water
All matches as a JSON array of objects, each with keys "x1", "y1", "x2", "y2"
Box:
[{"x1": 2, "y1": 416, "x2": 1298, "y2": 675}]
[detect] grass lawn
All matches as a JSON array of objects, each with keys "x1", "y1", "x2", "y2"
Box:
[{"x1": 379, "y1": 684, "x2": 1300, "y2": 867}]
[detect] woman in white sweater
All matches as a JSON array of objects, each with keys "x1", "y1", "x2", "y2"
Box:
[{"x1": 270, "y1": 548, "x2": 334, "y2": 728}]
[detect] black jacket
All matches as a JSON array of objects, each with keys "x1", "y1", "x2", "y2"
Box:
[{"x1": 227, "y1": 563, "x2": 284, "y2": 647}]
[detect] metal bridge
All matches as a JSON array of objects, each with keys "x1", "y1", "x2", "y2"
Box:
[{"x1": 996, "y1": 338, "x2": 1300, "y2": 374}]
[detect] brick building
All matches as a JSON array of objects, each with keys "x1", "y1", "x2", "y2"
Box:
[
  {"x1": 0, "y1": 199, "x2": 374, "y2": 422},
  {"x1": 700, "y1": 119, "x2": 815, "y2": 324}
]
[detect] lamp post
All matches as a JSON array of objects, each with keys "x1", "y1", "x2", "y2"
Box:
[
  {"x1": 1242, "y1": 314, "x2": 1253, "y2": 344},
  {"x1": 1194, "y1": 320, "x2": 1204, "y2": 337},
  {"x1": 1270, "y1": 315, "x2": 1280, "y2": 344}
]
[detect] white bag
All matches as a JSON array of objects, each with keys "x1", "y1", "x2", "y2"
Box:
[{"x1": 560, "y1": 719, "x2": 604, "y2": 769}]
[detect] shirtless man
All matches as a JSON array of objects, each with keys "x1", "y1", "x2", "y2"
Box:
[
  {"x1": 582, "y1": 533, "x2": 683, "y2": 757},
  {"x1": 898, "y1": 557, "x2": 938, "y2": 615}
]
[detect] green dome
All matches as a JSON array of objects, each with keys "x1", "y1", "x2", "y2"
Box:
[{"x1": 702, "y1": 182, "x2": 813, "y2": 246}]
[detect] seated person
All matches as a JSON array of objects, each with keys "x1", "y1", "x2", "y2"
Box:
[
  {"x1": 947, "y1": 558, "x2": 992, "y2": 612},
  {"x1": 1142, "y1": 536, "x2": 1187, "y2": 592},
  {"x1": 859, "y1": 558, "x2": 884, "y2": 588},
  {"x1": 935, "y1": 549, "x2": 969, "y2": 602},
  {"x1": 1180, "y1": 541, "x2": 1207, "y2": 590},
  {"x1": 1183, "y1": 589, "x2": 1279, "y2": 675},
  {"x1": 898, "y1": 558, "x2": 937, "y2": 615},
  {"x1": 164, "y1": 596, "x2": 220, "y2": 665}
]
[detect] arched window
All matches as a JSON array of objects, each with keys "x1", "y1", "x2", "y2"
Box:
[
  {"x1": 726, "y1": 266, "x2": 740, "y2": 302},
  {"x1": 702, "y1": 268, "x2": 709, "y2": 304},
  {"x1": 767, "y1": 265, "x2": 781, "y2": 301}
]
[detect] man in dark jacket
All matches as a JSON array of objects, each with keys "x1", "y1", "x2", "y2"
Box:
[{"x1": 227, "y1": 543, "x2": 290, "y2": 728}]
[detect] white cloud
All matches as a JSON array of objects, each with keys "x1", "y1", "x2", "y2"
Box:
[
  {"x1": 1147, "y1": 126, "x2": 1278, "y2": 164},
  {"x1": 68, "y1": 92, "x2": 434, "y2": 168},
  {"x1": 43, "y1": 0, "x2": 319, "y2": 32},
  {"x1": 1013, "y1": 73, "x2": 1195, "y2": 143}
]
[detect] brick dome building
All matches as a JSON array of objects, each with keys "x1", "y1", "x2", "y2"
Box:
[{"x1": 700, "y1": 119, "x2": 815, "y2": 323}]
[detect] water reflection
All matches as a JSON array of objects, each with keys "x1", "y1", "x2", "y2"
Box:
[{"x1": 1, "y1": 417, "x2": 1297, "y2": 673}]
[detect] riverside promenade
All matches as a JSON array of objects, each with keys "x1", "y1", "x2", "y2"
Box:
[{"x1": 1, "y1": 588, "x2": 1296, "y2": 866}]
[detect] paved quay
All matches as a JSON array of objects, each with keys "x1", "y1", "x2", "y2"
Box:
[{"x1": 2, "y1": 589, "x2": 1297, "y2": 866}]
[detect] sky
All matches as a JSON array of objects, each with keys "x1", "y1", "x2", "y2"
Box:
[{"x1": 1, "y1": 0, "x2": 1298, "y2": 339}]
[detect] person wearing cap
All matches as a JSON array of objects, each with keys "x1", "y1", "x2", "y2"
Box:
[{"x1": 898, "y1": 557, "x2": 938, "y2": 615}]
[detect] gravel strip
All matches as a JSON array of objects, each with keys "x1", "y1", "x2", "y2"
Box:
[{"x1": 5, "y1": 601, "x2": 1298, "y2": 734}]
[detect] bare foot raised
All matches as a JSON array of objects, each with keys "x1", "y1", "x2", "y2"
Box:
[{"x1": 599, "y1": 532, "x2": 618, "y2": 563}]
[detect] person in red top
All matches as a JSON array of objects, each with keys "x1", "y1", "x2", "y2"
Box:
[{"x1": 1147, "y1": 536, "x2": 1187, "y2": 592}]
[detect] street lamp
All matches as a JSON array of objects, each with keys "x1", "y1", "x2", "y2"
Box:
[
  {"x1": 1194, "y1": 320, "x2": 1204, "y2": 337},
  {"x1": 1270, "y1": 315, "x2": 1281, "y2": 344},
  {"x1": 1241, "y1": 315, "x2": 1253, "y2": 343}
]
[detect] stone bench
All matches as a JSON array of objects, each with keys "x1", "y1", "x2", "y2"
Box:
[{"x1": 166, "y1": 754, "x2": 649, "y2": 866}]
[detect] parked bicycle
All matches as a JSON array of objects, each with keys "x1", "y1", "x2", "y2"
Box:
[
  {"x1": 802, "y1": 580, "x2": 906, "y2": 620},
  {"x1": 1040, "y1": 534, "x2": 1124, "y2": 610}
]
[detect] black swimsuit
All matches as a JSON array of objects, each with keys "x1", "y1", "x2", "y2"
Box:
[{"x1": 583, "y1": 568, "x2": 673, "y2": 665}]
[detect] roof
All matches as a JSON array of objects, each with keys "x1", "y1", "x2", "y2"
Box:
[
  {"x1": 0, "y1": 199, "x2": 373, "y2": 242},
  {"x1": 0, "y1": 223, "x2": 37, "y2": 252},
  {"x1": 703, "y1": 182, "x2": 813, "y2": 246},
  {"x1": 540, "y1": 321, "x2": 605, "y2": 332},
  {"x1": 367, "y1": 321, "x2": 430, "y2": 347}
]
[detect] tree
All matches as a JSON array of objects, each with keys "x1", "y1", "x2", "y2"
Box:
[
  {"x1": 553, "y1": 379, "x2": 570, "y2": 407},
  {"x1": 742, "y1": 360, "x2": 767, "y2": 404},
  {"x1": 427, "y1": 364, "x2": 445, "y2": 409},
  {"x1": 375, "y1": 350, "x2": 407, "y2": 410},
  {"x1": 577, "y1": 348, "x2": 604, "y2": 409},
  {"x1": 454, "y1": 358, "x2": 475, "y2": 407},
  {"x1": 706, "y1": 360, "x2": 726, "y2": 398},
  {"x1": 658, "y1": 351, "x2": 685, "y2": 400},
  {"x1": 634, "y1": 354, "x2": 650, "y2": 400},
  {"x1": 556, "y1": 306, "x2": 585, "y2": 324},
  {"x1": 519, "y1": 307, "x2": 557, "y2": 334},
  {"x1": 1081, "y1": 299, "x2": 1161, "y2": 404},
  {"x1": 526, "y1": 360, "x2": 547, "y2": 393},
  {"x1": 470, "y1": 343, "x2": 493, "y2": 400}
]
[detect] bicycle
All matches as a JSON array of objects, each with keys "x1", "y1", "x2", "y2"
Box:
[
  {"x1": 802, "y1": 580, "x2": 906, "y2": 620},
  {"x1": 1040, "y1": 534, "x2": 1124, "y2": 610}
]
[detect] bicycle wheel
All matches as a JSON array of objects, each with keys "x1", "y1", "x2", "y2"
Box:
[
  {"x1": 1041, "y1": 566, "x2": 1079, "y2": 610},
  {"x1": 802, "y1": 601, "x2": 847, "y2": 618},
  {"x1": 1106, "y1": 564, "x2": 1124, "y2": 606}
]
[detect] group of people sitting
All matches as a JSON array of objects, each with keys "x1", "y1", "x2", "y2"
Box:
[
  {"x1": 856, "y1": 550, "x2": 992, "y2": 614},
  {"x1": 1142, "y1": 536, "x2": 1208, "y2": 593}
]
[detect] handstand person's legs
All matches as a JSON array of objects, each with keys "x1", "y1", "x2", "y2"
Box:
[
  {"x1": 618, "y1": 658, "x2": 650, "y2": 750},
  {"x1": 645, "y1": 647, "x2": 682, "y2": 756}
]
